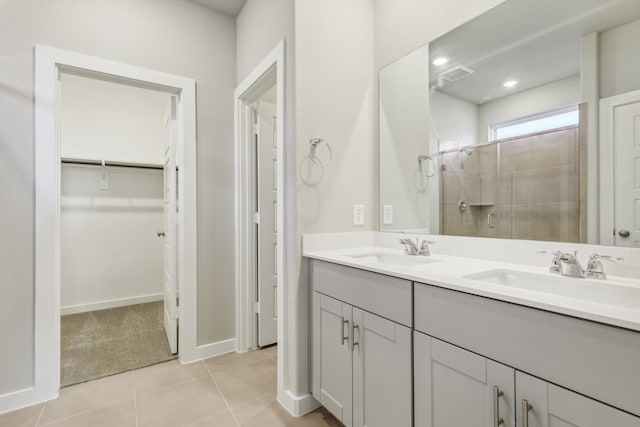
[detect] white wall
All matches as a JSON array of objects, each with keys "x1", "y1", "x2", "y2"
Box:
[
  {"x1": 430, "y1": 90, "x2": 478, "y2": 146},
  {"x1": 61, "y1": 166, "x2": 163, "y2": 313},
  {"x1": 0, "y1": 0, "x2": 235, "y2": 396},
  {"x1": 477, "y1": 74, "x2": 580, "y2": 144},
  {"x1": 60, "y1": 73, "x2": 170, "y2": 165},
  {"x1": 294, "y1": 0, "x2": 375, "y2": 397},
  {"x1": 59, "y1": 74, "x2": 166, "y2": 314},
  {"x1": 373, "y1": 0, "x2": 507, "y2": 70},
  {"x1": 379, "y1": 45, "x2": 431, "y2": 232},
  {"x1": 600, "y1": 18, "x2": 640, "y2": 99}
]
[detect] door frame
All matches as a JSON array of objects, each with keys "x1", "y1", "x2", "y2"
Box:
[
  {"x1": 599, "y1": 88, "x2": 640, "y2": 245},
  {"x1": 234, "y1": 38, "x2": 285, "y2": 369},
  {"x1": 33, "y1": 45, "x2": 197, "y2": 405},
  {"x1": 234, "y1": 41, "x2": 284, "y2": 350}
]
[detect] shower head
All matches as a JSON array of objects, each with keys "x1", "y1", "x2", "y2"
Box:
[{"x1": 461, "y1": 148, "x2": 473, "y2": 156}]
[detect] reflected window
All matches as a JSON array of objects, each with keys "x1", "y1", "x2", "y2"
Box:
[{"x1": 489, "y1": 105, "x2": 579, "y2": 141}]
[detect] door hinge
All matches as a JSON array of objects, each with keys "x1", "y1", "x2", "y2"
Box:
[
  {"x1": 253, "y1": 212, "x2": 260, "y2": 224},
  {"x1": 253, "y1": 301, "x2": 260, "y2": 314},
  {"x1": 253, "y1": 122, "x2": 259, "y2": 136},
  {"x1": 173, "y1": 306, "x2": 182, "y2": 319}
]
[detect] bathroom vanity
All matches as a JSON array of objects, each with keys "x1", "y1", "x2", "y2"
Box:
[{"x1": 306, "y1": 234, "x2": 640, "y2": 427}]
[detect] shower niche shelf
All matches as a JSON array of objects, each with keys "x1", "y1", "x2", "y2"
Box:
[{"x1": 468, "y1": 202, "x2": 495, "y2": 207}]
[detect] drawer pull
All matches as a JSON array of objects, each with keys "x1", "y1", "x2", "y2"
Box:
[
  {"x1": 522, "y1": 399, "x2": 532, "y2": 427},
  {"x1": 341, "y1": 317, "x2": 349, "y2": 346},
  {"x1": 351, "y1": 324, "x2": 360, "y2": 351},
  {"x1": 493, "y1": 386, "x2": 504, "y2": 427}
]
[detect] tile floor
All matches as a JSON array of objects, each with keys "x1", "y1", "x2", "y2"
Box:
[{"x1": 0, "y1": 346, "x2": 341, "y2": 427}]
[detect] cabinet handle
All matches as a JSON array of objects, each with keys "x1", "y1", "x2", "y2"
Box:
[
  {"x1": 340, "y1": 317, "x2": 349, "y2": 346},
  {"x1": 493, "y1": 386, "x2": 504, "y2": 427},
  {"x1": 351, "y1": 324, "x2": 359, "y2": 351},
  {"x1": 522, "y1": 399, "x2": 532, "y2": 427}
]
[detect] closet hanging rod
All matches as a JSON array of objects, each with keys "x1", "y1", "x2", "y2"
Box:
[{"x1": 61, "y1": 158, "x2": 164, "y2": 170}]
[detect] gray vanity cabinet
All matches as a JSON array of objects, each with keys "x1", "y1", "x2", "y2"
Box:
[
  {"x1": 313, "y1": 293, "x2": 353, "y2": 425},
  {"x1": 516, "y1": 371, "x2": 640, "y2": 427},
  {"x1": 414, "y1": 332, "x2": 515, "y2": 427},
  {"x1": 415, "y1": 333, "x2": 640, "y2": 427},
  {"x1": 311, "y1": 260, "x2": 412, "y2": 427}
]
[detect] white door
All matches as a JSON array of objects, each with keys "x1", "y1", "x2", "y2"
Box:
[
  {"x1": 162, "y1": 96, "x2": 179, "y2": 354},
  {"x1": 255, "y1": 101, "x2": 278, "y2": 346},
  {"x1": 614, "y1": 99, "x2": 640, "y2": 247}
]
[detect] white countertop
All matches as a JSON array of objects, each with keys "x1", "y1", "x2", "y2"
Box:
[{"x1": 304, "y1": 246, "x2": 640, "y2": 332}]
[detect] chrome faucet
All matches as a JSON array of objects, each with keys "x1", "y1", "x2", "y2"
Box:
[
  {"x1": 538, "y1": 250, "x2": 584, "y2": 278},
  {"x1": 399, "y1": 238, "x2": 435, "y2": 256},
  {"x1": 399, "y1": 238, "x2": 419, "y2": 255},
  {"x1": 585, "y1": 254, "x2": 624, "y2": 279}
]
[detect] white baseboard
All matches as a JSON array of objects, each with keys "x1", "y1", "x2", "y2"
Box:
[
  {"x1": 60, "y1": 294, "x2": 163, "y2": 315},
  {"x1": 0, "y1": 386, "x2": 57, "y2": 416},
  {"x1": 179, "y1": 338, "x2": 237, "y2": 364},
  {"x1": 278, "y1": 389, "x2": 321, "y2": 417}
]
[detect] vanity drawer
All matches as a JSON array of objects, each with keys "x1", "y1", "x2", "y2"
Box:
[
  {"x1": 310, "y1": 260, "x2": 412, "y2": 327},
  {"x1": 414, "y1": 282, "x2": 640, "y2": 417}
]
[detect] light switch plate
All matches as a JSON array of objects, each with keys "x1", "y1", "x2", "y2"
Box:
[
  {"x1": 383, "y1": 205, "x2": 393, "y2": 225},
  {"x1": 353, "y1": 204, "x2": 364, "y2": 226}
]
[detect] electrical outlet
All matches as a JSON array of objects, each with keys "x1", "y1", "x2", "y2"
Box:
[
  {"x1": 353, "y1": 204, "x2": 364, "y2": 226},
  {"x1": 383, "y1": 205, "x2": 393, "y2": 225}
]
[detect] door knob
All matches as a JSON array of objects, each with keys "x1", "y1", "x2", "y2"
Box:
[
  {"x1": 157, "y1": 231, "x2": 166, "y2": 237},
  {"x1": 618, "y1": 229, "x2": 630, "y2": 238}
]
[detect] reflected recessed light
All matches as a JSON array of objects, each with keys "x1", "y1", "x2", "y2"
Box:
[
  {"x1": 433, "y1": 57, "x2": 449, "y2": 66},
  {"x1": 503, "y1": 80, "x2": 518, "y2": 88}
]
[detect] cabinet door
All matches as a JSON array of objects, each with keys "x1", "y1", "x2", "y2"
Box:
[
  {"x1": 312, "y1": 292, "x2": 353, "y2": 426},
  {"x1": 353, "y1": 308, "x2": 412, "y2": 427},
  {"x1": 516, "y1": 371, "x2": 640, "y2": 427},
  {"x1": 414, "y1": 332, "x2": 515, "y2": 427}
]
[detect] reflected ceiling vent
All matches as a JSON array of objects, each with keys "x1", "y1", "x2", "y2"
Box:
[{"x1": 439, "y1": 65, "x2": 474, "y2": 82}]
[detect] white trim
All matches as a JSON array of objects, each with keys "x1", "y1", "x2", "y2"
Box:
[
  {"x1": 179, "y1": 338, "x2": 238, "y2": 363},
  {"x1": 234, "y1": 41, "x2": 289, "y2": 410},
  {"x1": 277, "y1": 390, "x2": 321, "y2": 417},
  {"x1": 60, "y1": 294, "x2": 163, "y2": 316},
  {"x1": 599, "y1": 88, "x2": 640, "y2": 246},
  {"x1": 0, "y1": 387, "x2": 57, "y2": 416},
  {"x1": 31, "y1": 45, "x2": 198, "y2": 410}
]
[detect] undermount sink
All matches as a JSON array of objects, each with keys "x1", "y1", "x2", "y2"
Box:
[
  {"x1": 346, "y1": 252, "x2": 441, "y2": 267},
  {"x1": 464, "y1": 269, "x2": 640, "y2": 309}
]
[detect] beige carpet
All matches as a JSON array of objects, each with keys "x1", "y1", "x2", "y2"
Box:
[{"x1": 61, "y1": 301, "x2": 176, "y2": 387}]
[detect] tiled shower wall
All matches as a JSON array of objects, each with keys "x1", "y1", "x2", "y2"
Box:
[{"x1": 441, "y1": 126, "x2": 581, "y2": 242}]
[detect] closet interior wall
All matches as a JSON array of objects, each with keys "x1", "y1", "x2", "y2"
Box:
[{"x1": 60, "y1": 72, "x2": 170, "y2": 314}]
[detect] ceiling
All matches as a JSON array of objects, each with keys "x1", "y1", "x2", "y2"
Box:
[
  {"x1": 190, "y1": 0, "x2": 247, "y2": 16},
  {"x1": 429, "y1": 0, "x2": 640, "y2": 104}
]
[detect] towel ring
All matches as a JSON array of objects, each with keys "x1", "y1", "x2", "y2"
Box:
[
  {"x1": 299, "y1": 154, "x2": 323, "y2": 186},
  {"x1": 309, "y1": 138, "x2": 332, "y2": 167},
  {"x1": 417, "y1": 154, "x2": 436, "y2": 178}
]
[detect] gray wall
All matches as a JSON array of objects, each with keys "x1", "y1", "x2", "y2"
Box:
[
  {"x1": 0, "y1": 0, "x2": 236, "y2": 394},
  {"x1": 236, "y1": 0, "x2": 299, "y2": 392},
  {"x1": 600, "y1": 18, "x2": 640, "y2": 98}
]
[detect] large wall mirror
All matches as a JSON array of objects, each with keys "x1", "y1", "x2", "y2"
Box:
[{"x1": 379, "y1": 0, "x2": 640, "y2": 247}]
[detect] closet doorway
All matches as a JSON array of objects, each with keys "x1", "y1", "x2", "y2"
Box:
[
  {"x1": 58, "y1": 72, "x2": 177, "y2": 386},
  {"x1": 34, "y1": 45, "x2": 197, "y2": 400}
]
